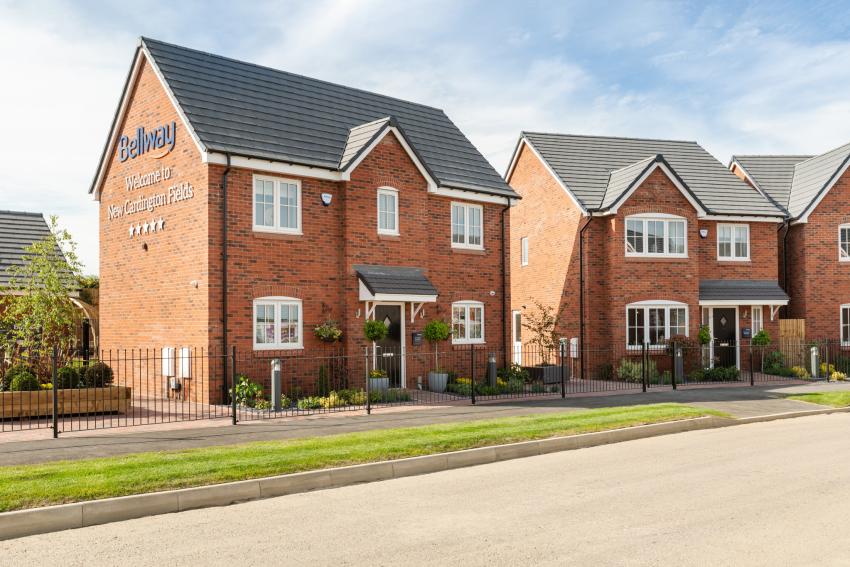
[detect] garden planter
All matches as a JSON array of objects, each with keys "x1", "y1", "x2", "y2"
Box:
[
  {"x1": 0, "y1": 386, "x2": 131, "y2": 419},
  {"x1": 525, "y1": 364, "x2": 561, "y2": 384},
  {"x1": 369, "y1": 377, "x2": 389, "y2": 392},
  {"x1": 428, "y1": 371, "x2": 448, "y2": 393}
]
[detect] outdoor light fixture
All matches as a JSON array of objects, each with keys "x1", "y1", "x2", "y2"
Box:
[
  {"x1": 699, "y1": 228, "x2": 709, "y2": 238},
  {"x1": 321, "y1": 193, "x2": 333, "y2": 206}
]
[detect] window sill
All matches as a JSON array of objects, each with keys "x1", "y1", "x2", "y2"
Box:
[
  {"x1": 452, "y1": 247, "x2": 486, "y2": 255},
  {"x1": 254, "y1": 231, "x2": 303, "y2": 241},
  {"x1": 716, "y1": 258, "x2": 751, "y2": 263},
  {"x1": 452, "y1": 341, "x2": 485, "y2": 347},
  {"x1": 378, "y1": 234, "x2": 401, "y2": 241},
  {"x1": 624, "y1": 257, "x2": 688, "y2": 263},
  {"x1": 253, "y1": 345, "x2": 304, "y2": 352}
]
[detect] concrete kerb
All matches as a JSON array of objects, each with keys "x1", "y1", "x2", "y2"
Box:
[{"x1": 2, "y1": 407, "x2": 847, "y2": 541}]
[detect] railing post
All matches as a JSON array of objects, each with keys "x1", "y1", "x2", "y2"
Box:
[
  {"x1": 230, "y1": 346, "x2": 237, "y2": 425},
  {"x1": 749, "y1": 344, "x2": 755, "y2": 387},
  {"x1": 52, "y1": 345, "x2": 59, "y2": 438},
  {"x1": 470, "y1": 345, "x2": 476, "y2": 405},
  {"x1": 641, "y1": 343, "x2": 647, "y2": 393},
  {"x1": 671, "y1": 341, "x2": 677, "y2": 391},
  {"x1": 365, "y1": 347, "x2": 371, "y2": 415},
  {"x1": 560, "y1": 340, "x2": 566, "y2": 398}
]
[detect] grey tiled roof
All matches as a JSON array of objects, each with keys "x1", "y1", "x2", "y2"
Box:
[
  {"x1": 601, "y1": 154, "x2": 662, "y2": 210},
  {"x1": 521, "y1": 133, "x2": 783, "y2": 217},
  {"x1": 732, "y1": 143, "x2": 850, "y2": 219},
  {"x1": 355, "y1": 265, "x2": 438, "y2": 297},
  {"x1": 788, "y1": 142, "x2": 850, "y2": 218},
  {"x1": 138, "y1": 38, "x2": 515, "y2": 198},
  {"x1": 730, "y1": 155, "x2": 812, "y2": 213},
  {"x1": 699, "y1": 280, "x2": 789, "y2": 303},
  {"x1": 0, "y1": 211, "x2": 52, "y2": 288}
]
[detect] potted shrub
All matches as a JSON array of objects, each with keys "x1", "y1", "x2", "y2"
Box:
[
  {"x1": 314, "y1": 319, "x2": 343, "y2": 343},
  {"x1": 364, "y1": 319, "x2": 388, "y2": 343},
  {"x1": 751, "y1": 329, "x2": 771, "y2": 371},
  {"x1": 522, "y1": 301, "x2": 562, "y2": 384},
  {"x1": 423, "y1": 319, "x2": 451, "y2": 392},
  {"x1": 368, "y1": 368, "x2": 389, "y2": 392}
]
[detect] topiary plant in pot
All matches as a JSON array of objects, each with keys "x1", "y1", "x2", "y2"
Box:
[
  {"x1": 422, "y1": 319, "x2": 451, "y2": 392},
  {"x1": 364, "y1": 320, "x2": 390, "y2": 392},
  {"x1": 751, "y1": 329, "x2": 771, "y2": 372}
]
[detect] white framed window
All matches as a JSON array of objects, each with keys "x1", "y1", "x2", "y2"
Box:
[
  {"x1": 377, "y1": 187, "x2": 399, "y2": 235},
  {"x1": 626, "y1": 301, "x2": 688, "y2": 348},
  {"x1": 842, "y1": 305, "x2": 850, "y2": 346},
  {"x1": 624, "y1": 214, "x2": 687, "y2": 258},
  {"x1": 253, "y1": 175, "x2": 302, "y2": 234},
  {"x1": 717, "y1": 224, "x2": 749, "y2": 261},
  {"x1": 253, "y1": 297, "x2": 303, "y2": 350},
  {"x1": 751, "y1": 306, "x2": 763, "y2": 335},
  {"x1": 520, "y1": 237, "x2": 529, "y2": 266},
  {"x1": 452, "y1": 301, "x2": 485, "y2": 344},
  {"x1": 839, "y1": 225, "x2": 850, "y2": 261},
  {"x1": 451, "y1": 202, "x2": 483, "y2": 249}
]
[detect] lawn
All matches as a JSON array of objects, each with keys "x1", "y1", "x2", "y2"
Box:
[
  {"x1": 0, "y1": 403, "x2": 724, "y2": 512},
  {"x1": 786, "y1": 391, "x2": 850, "y2": 408}
]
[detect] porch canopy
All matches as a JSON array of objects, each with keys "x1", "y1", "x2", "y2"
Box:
[
  {"x1": 355, "y1": 264, "x2": 438, "y2": 322},
  {"x1": 699, "y1": 279, "x2": 789, "y2": 319}
]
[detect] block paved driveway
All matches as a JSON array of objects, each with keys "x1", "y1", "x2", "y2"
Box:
[
  {"x1": 0, "y1": 382, "x2": 844, "y2": 466},
  {"x1": 4, "y1": 412, "x2": 850, "y2": 566}
]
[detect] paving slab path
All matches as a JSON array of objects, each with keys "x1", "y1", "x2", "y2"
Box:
[{"x1": 0, "y1": 383, "x2": 844, "y2": 467}]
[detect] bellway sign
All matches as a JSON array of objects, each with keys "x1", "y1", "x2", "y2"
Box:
[{"x1": 118, "y1": 121, "x2": 177, "y2": 162}]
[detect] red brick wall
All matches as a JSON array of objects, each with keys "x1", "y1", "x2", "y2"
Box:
[
  {"x1": 98, "y1": 59, "x2": 210, "y2": 352},
  {"x1": 790, "y1": 170, "x2": 850, "y2": 338}
]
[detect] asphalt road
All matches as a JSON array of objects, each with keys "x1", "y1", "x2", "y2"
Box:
[{"x1": 4, "y1": 413, "x2": 850, "y2": 566}]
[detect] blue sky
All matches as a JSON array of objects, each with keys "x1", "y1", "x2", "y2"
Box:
[{"x1": 2, "y1": 0, "x2": 850, "y2": 273}]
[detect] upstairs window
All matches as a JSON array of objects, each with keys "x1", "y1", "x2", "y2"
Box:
[
  {"x1": 840, "y1": 225, "x2": 850, "y2": 261},
  {"x1": 253, "y1": 175, "x2": 302, "y2": 234},
  {"x1": 718, "y1": 224, "x2": 749, "y2": 261},
  {"x1": 451, "y1": 203, "x2": 483, "y2": 249},
  {"x1": 377, "y1": 187, "x2": 399, "y2": 235},
  {"x1": 625, "y1": 215, "x2": 687, "y2": 257}
]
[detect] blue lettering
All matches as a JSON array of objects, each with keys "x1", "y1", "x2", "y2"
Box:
[
  {"x1": 116, "y1": 122, "x2": 178, "y2": 160},
  {"x1": 118, "y1": 136, "x2": 129, "y2": 162}
]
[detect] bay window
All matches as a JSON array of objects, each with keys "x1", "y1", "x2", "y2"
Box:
[
  {"x1": 626, "y1": 302, "x2": 688, "y2": 348},
  {"x1": 625, "y1": 215, "x2": 686, "y2": 257},
  {"x1": 452, "y1": 301, "x2": 485, "y2": 344},
  {"x1": 718, "y1": 224, "x2": 749, "y2": 260},
  {"x1": 253, "y1": 297, "x2": 303, "y2": 350},
  {"x1": 253, "y1": 175, "x2": 301, "y2": 234}
]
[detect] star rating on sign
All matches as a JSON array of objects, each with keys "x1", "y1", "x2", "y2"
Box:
[{"x1": 128, "y1": 218, "x2": 166, "y2": 238}]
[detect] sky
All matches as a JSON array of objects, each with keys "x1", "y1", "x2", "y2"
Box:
[{"x1": 2, "y1": 0, "x2": 850, "y2": 274}]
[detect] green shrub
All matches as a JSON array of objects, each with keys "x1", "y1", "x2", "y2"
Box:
[
  {"x1": 335, "y1": 389, "x2": 366, "y2": 405},
  {"x1": 596, "y1": 363, "x2": 613, "y2": 381},
  {"x1": 616, "y1": 358, "x2": 659, "y2": 383},
  {"x1": 56, "y1": 366, "x2": 81, "y2": 389},
  {"x1": 765, "y1": 365, "x2": 796, "y2": 377},
  {"x1": 363, "y1": 320, "x2": 389, "y2": 342},
  {"x1": 763, "y1": 351, "x2": 785, "y2": 369},
  {"x1": 688, "y1": 369, "x2": 705, "y2": 382},
  {"x1": 10, "y1": 370, "x2": 40, "y2": 391},
  {"x1": 83, "y1": 362, "x2": 114, "y2": 387},
  {"x1": 497, "y1": 364, "x2": 530, "y2": 384},
  {"x1": 320, "y1": 391, "x2": 348, "y2": 409},
  {"x1": 752, "y1": 329, "x2": 771, "y2": 347},
  {"x1": 422, "y1": 319, "x2": 451, "y2": 343},
  {"x1": 369, "y1": 388, "x2": 412, "y2": 403},
  {"x1": 791, "y1": 366, "x2": 810, "y2": 379},
  {"x1": 297, "y1": 396, "x2": 323, "y2": 410},
  {"x1": 2, "y1": 364, "x2": 33, "y2": 391},
  {"x1": 254, "y1": 398, "x2": 271, "y2": 410},
  {"x1": 231, "y1": 375, "x2": 262, "y2": 408},
  {"x1": 280, "y1": 395, "x2": 292, "y2": 409}
]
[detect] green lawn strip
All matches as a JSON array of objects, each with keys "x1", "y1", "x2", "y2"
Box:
[
  {"x1": 786, "y1": 391, "x2": 850, "y2": 408},
  {"x1": 0, "y1": 403, "x2": 724, "y2": 512}
]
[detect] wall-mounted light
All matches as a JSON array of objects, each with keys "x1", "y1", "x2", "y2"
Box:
[
  {"x1": 699, "y1": 228, "x2": 709, "y2": 239},
  {"x1": 321, "y1": 193, "x2": 333, "y2": 206},
  {"x1": 489, "y1": 290, "x2": 496, "y2": 296}
]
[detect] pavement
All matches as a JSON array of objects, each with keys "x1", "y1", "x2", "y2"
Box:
[
  {"x1": 3, "y1": 412, "x2": 850, "y2": 566},
  {"x1": 0, "y1": 382, "x2": 844, "y2": 466}
]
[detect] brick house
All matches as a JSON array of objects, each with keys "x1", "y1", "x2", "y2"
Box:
[
  {"x1": 730, "y1": 142, "x2": 850, "y2": 340},
  {"x1": 505, "y1": 133, "x2": 788, "y2": 374},
  {"x1": 89, "y1": 38, "x2": 518, "y2": 402}
]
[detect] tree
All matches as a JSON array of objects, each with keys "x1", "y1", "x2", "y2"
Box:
[
  {"x1": 0, "y1": 216, "x2": 83, "y2": 355},
  {"x1": 521, "y1": 301, "x2": 563, "y2": 365}
]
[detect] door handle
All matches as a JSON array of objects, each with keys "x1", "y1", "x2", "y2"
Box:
[{"x1": 382, "y1": 353, "x2": 394, "y2": 358}]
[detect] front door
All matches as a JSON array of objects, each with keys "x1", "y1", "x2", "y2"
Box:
[
  {"x1": 712, "y1": 308, "x2": 737, "y2": 368},
  {"x1": 512, "y1": 310, "x2": 522, "y2": 365},
  {"x1": 374, "y1": 305, "x2": 403, "y2": 387}
]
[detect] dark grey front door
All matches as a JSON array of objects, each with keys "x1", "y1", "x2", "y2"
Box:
[
  {"x1": 374, "y1": 305, "x2": 403, "y2": 386},
  {"x1": 712, "y1": 308, "x2": 737, "y2": 368}
]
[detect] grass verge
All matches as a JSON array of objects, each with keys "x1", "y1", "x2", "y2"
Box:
[
  {"x1": 786, "y1": 391, "x2": 850, "y2": 408},
  {"x1": 0, "y1": 403, "x2": 724, "y2": 512}
]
